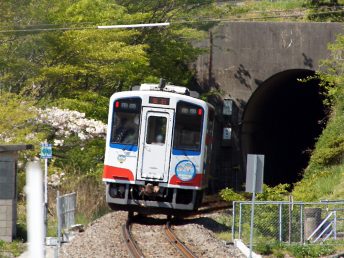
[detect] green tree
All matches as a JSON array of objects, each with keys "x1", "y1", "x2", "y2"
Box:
[
  {"x1": 317, "y1": 34, "x2": 344, "y2": 103},
  {"x1": 0, "y1": 92, "x2": 46, "y2": 146},
  {"x1": 0, "y1": 0, "x2": 214, "y2": 99},
  {"x1": 117, "y1": 0, "x2": 213, "y2": 85}
]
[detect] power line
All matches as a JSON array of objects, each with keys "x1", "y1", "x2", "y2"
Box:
[
  {"x1": 0, "y1": 9, "x2": 342, "y2": 33},
  {"x1": 97, "y1": 23, "x2": 170, "y2": 29},
  {"x1": 0, "y1": 22, "x2": 170, "y2": 33}
]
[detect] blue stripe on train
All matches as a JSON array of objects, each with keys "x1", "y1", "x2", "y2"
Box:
[
  {"x1": 172, "y1": 149, "x2": 200, "y2": 156},
  {"x1": 110, "y1": 143, "x2": 138, "y2": 152}
]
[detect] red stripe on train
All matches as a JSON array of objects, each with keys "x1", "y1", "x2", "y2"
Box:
[
  {"x1": 169, "y1": 174, "x2": 202, "y2": 187},
  {"x1": 103, "y1": 165, "x2": 134, "y2": 181}
]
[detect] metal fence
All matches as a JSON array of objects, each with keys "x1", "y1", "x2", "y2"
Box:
[
  {"x1": 56, "y1": 192, "x2": 77, "y2": 246},
  {"x1": 232, "y1": 201, "x2": 344, "y2": 245}
]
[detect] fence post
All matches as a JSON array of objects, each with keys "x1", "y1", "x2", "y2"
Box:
[
  {"x1": 232, "y1": 201, "x2": 236, "y2": 241},
  {"x1": 334, "y1": 211, "x2": 337, "y2": 240},
  {"x1": 239, "y1": 203, "x2": 243, "y2": 239},
  {"x1": 56, "y1": 191, "x2": 61, "y2": 248},
  {"x1": 279, "y1": 203, "x2": 282, "y2": 242},
  {"x1": 288, "y1": 196, "x2": 292, "y2": 244},
  {"x1": 300, "y1": 204, "x2": 304, "y2": 244}
]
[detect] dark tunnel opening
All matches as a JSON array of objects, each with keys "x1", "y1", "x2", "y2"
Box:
[{"x1": 241, "y1": 69, "x2": 328, "y2": 186}]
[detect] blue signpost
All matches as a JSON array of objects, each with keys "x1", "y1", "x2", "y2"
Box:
[
  {"x1": 40, "y1": 143, "x2": 52, "y2": 159},
  {"x1": 40, "y1": 142, "x2": 52, "y2": 246}
]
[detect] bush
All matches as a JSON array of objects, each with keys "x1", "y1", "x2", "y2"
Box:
[
  {"x1": 220, "y1": 184, "x2": 291, "y2": 203},
  {"x1": 287, "y1": 243, "x2": 335, "y2": 258},
  {"x1": 254, "y1": 240, "x2": 288, "y2": 256},
  {"x1": 48, "y1": 165, "x2": 109, "y2": 222},
  {"x1": 219, "y1": 187, "x2": 246, "y2": 202},
  {"x1": 254, "y1": 241, "x2": 336, "y2": 258},
  {"x1": 0, "y1": 240, "x2": 25, "y2": 257},
  {"x1": 254, "y1": 241, "x2": 274, "y2": 255},
  {"x1": 53, "y1": 137, "x2": 105, "y2": 172},
  {"x1": 293, "y1": 165, "x2": 344, "y2": 201},
  {"x1": 256, "y1": 184, "x2": 291, "y2": 201}
]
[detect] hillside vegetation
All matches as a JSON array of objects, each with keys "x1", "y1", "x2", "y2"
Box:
[{"x1": 293, "y1": 34, "x2": 344, "y2": 201}]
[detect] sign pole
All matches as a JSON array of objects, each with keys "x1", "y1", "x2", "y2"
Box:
[
  {"x1": 44, "y1": 154, "x2": 48, "y2": 205},
  {"x1": 40, "y1": 141, "x2": 52, "y2": 244},
  {"x1": 44, "y1": 157, "x2": 48, "y2": 240},
  {"x1": 245, "y1": 154, "x2": 265, "y2": 258},
  {"x1": 249, "y1": 156, "x2": 257, "y2": 258}
]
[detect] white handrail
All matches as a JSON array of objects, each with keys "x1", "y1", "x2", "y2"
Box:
[{"x1": 307, "y1": 211, "x2": 337, "y2": 243}]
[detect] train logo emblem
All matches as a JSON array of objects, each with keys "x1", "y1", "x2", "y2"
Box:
[
  {"x1": 175, "y1": 160, "x2": 196, "y2": 181},
  {"x1": 117, "y1": 154, "x2": 126, "y2": 163}
]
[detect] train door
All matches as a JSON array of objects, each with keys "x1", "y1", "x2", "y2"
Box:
[{"x1": 137, "y1": 107, "x2": 173, "y2": 182}]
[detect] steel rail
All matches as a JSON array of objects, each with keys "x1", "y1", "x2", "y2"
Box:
[
  {"x1": 121, "y1": 219, "x2": 144, "y2": 258},
  {"x1": 164, "y1": 220, "x2": 198, "y2": 258}
]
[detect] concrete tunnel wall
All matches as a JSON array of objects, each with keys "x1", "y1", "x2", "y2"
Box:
[
  {"x1": 194, "y1": 22, "x2": 342, "y2": 189},
  {"x1": 242, "y1": 69, "x2": 327, "y2": 186}
]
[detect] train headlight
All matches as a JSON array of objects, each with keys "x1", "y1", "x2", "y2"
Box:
[{"x1": 175, "y1": 160, "x2": 196, "y2": 182}]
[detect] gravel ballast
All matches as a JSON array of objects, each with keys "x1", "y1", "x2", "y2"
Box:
[{"x1": 60, "y1": 210, "x2": 245, "y2": 258}]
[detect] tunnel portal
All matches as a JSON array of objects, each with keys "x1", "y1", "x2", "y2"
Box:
[{"x1": 241, "y1": 69, "x2": 328, "y2": 186}]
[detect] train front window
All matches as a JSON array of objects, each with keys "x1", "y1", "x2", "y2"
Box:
[
  {"x1": 146, "y1": 116, "x2": 167, "y2": 144},
  {"x1": 173, "y1": 102, "x2": 203, "y2": 151},
  {"x1": 110, "y1": 98, "x2": 141, "y2": 145}
]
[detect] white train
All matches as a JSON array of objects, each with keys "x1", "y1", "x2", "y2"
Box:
[{"x1": 103, "y1": 82, "x2": 214, "y2": 214}]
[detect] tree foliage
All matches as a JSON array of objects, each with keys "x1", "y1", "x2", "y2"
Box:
[
  {"x1": 0, "y1": 0, "x2": 215, "y2": 174},
  {"x1": 0, "y1": 0, "x2": 213, "y2": 100},
  {"x1": 0, "y1": 92, "x2": 46, "y2": 146},
  {"x1": 308, "y1": 34, "x2": 344, "y2": 167}
]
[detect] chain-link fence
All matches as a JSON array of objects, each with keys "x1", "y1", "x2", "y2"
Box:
[
  {"x1": 57, "y1": 192, "x2": 77, "y2": 246},
  {"x1": 232, "y1": 201, "x2": 344, "y2": 245}
]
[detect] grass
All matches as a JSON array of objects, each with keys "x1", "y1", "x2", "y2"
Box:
[
  {"x1": 208, "y1": 0, "x2": 344, "y2": 22},
  {"x1": 0, "y1": 240, "x2": 26, "y2": 257},
  {"x1": 214, "y1": 213, "x2": 233, "y2": 242},
  {"x1": 242, "y1": 0, "x2": 306, "y2": 11},
  {"x1": 3, "y1": 167, "x2": 111, "y2": 257},
  {"x1": 44, "y1": 171, "x2": 110, "y2": 237},
  {"x1": 293, "y1": 166, "x2": 344, "y2": 201},
  {"x1": 293, "y1": 95, "x2": 344, "y2": 202},
  {"x1": 253, "y1": 241, "x2": 338, "y2": 257},
  {"x1": 0, "y1": 212, "x2": 26, "y2": 257}
]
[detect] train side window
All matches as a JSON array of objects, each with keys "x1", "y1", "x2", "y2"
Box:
[
  {"x1": 146, "y1": 116, "x2": 166, "y2": 145},
  {"x1": 173, "y1": 102, "x2": 203, "y2": 151},
  {"x1": 110, "y1": 98, "x2": 141, "y2": 145}
]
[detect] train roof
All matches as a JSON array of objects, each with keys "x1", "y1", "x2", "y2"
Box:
[{"x1": 110, "y1": 84, "x2": 211, "y2": 108}]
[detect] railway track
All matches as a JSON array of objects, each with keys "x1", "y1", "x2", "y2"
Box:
[
  {"x1": 164, "y1": 220, "x2": 198, "y2": 258},
  {"x1": 121, "y1": 218, "x2": 144, "y2": 258},
  {"x1": 120, "y1": 198, "x2": 231, "y2": 257},
  {"x1": 121, "y1": 216, "x2": 198, "y2": 258}
]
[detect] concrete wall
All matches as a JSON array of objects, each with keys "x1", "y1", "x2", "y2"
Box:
[
  {"x1": 194, "y1": 22, "x2": 343, "y2": 190},
  {"x1": 0, "y1": 200, "x2": 16, "y2": 242},
  {"x1": 195, "y1": 21, "x2": 343, "y2": 109}
]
